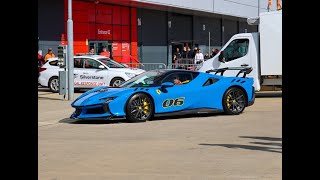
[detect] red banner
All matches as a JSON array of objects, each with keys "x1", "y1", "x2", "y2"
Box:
[
  {"x1": 112, "y1": 42, "x2": 121, "y2": 56},
  {"x1": 121, "y1": 42, "x2": 130, "y2": 56}
]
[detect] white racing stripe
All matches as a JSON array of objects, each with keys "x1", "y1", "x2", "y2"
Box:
[{"x1": 73, "y1": 92, "x2": 99, "y2": 106}]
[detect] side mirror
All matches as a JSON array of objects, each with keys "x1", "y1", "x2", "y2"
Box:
[
  {"x1": 161, "y1": 82, "x2": 174, "y2": 88},
  {"x1": 218, "y1": 51, "x2": 225, "y2": 63},
  {"x1": 98, "y1": 65, "x2": 105, "y2": 69}
]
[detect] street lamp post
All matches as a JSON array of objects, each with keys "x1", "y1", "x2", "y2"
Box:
[
  {"x1": 67, "y1": 0, "x2": 74, "y2": 100},
  {"x1": 258, "y1": 0, "x2": 260, "y2": 16},
  {"x1": 257, "y1": 0, "x2": 260, "y2": 32}
]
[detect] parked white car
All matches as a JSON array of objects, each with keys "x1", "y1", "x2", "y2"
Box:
[{"x1": 38, "y1": 55, "x2": 145, "y2": 92}]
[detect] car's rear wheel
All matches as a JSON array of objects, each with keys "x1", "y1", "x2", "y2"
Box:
[
  {"x1": 110, "y1": 77, "x2": 124, "y2": 87},
  {"x1": 126, "y1": 93, "x2": 154, "y2": 123},
  {"x1": 222, "y1": 87, "x2": 247, "y2": 115},
  {"x1": 48, "y1": 76, "x2": 59, "y2": 93}
]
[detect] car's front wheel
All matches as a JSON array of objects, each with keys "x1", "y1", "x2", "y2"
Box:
[
  {"x1": 222, "y1": 87, "x2": 247, "y2": 115},
  {"x1": 48, "y1": 76, "x2": 59, "y2": 93},
  {"x1": 126, "y1": 93, "x2": 154, "y2": 123},
  {"x1": 110, "y1": 77, "x2": 124, "y2": 87}
]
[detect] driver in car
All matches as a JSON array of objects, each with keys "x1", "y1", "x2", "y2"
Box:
[{"x1": 173, "y1": 77, "x2": 182, "y2": 85}]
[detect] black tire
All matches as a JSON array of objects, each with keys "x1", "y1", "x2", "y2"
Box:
[
  {"x1": 126, "y1": 93, "x2": 154, "y2": 123},
  {"x1": 110, "y1": 77, "x2": 125, "y2": 87},
  {"x1": 222, "y1": 87, "x2": 247, "y2": 115},
  {"x1": 48, "y1": 76, "x2": 59, "y2": 93}
]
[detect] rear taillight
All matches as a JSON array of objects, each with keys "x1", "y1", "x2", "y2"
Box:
[{"x1": 38, "y1": 67, "x2": 47, "y2": 72}]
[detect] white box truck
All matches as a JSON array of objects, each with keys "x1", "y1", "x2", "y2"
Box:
[{"x1": 198, "y1": 10, "x2": 282, "y2": 91}]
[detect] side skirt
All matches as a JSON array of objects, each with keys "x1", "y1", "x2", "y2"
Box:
[{"x1": 154, "y1": 108, "x2": 224, "y2": 117}]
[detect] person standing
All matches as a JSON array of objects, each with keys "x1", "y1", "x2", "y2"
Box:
[
  {"x1": 44, "y1": 48, "x2": 55, "y2": 63},
  {"x1": 89, "y1": 47, "x2": 95, "y2": 55},
  {"x1": 174, "y1": 48, "x2": 181, "y2": 59},
  {"x1": 38, "y1": 50, "x2": 44, "y2": 66},
  {"x1": 204, "y1": 52, "x2": 210, "y2": 60},
  {"x1": 194, "y1": 49, "x2": 204, "y2": 64},
  {"x1": 181, "y1": 46, "x2": 187, "y2": 58},
  {"x1": 210, "y1": 48, "x2": 219, "y2": 58},
  {"x1": 173, "y1": 47, "x2": 182, "y2": 64},
  {"x1": 100, "y1": 47, "x2": 110, "y2": 58},
  {"x1": 192, "y1": 47, "x2": 198, "y2": 58}
]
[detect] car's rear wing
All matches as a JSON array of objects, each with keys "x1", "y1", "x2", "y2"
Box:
[{"x1": 205, "y1": 67, "x2": 253, "y2": 78}]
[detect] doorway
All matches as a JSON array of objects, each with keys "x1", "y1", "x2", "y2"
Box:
[{"x1": 88, "y1": 41, "x2": 113, "y2": 58}]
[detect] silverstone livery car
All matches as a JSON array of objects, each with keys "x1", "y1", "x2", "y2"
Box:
[
  {"x1": 38, "y1": 55, "x2": 145, "y2": 92},
  {"x1": 70, "y1": 67, "x2": 255, "y2": 122}
]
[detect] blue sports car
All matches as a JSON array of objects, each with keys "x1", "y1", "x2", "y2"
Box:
[{"x1": 70, "y1": 67, "x2": 255, "y2": 122}]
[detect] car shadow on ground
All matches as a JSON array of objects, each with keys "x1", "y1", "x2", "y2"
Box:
[
  {"x1": 59, "y1": 112, "x2": 227, "y2": 124},
  {"x1": 199, "y1": 136, "x2": 282, "y2": 153},
  {"x1": 38, "y1": 87, "x2": 52, "y2": 92},
  {"x1": 38, "y1": 96, "x2": 64, "y2": 101},
  {"x1": 38, "y1": 87, "x2": 87, "y2": 93},
  {"x1": 256, "y1": 91, "x2": 282, "y2": 98},
  {"x1": 59, "y1": 118, "x2": 126, "y2": 124},
  {"x1": 152, "y1": 112, "x2": 226, "y2": 121},
  {"x1": 239, "y1": 136, "x2": 282, "y2": 141},
  {"x1": 38, "y1": 92, "x2": 53, "y2": 95}
]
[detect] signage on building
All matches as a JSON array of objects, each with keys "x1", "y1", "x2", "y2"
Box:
[
  {"x1": 121, "y1": 42, "x2": 130, "y2": 56},
  {"x1": 112, "y1": 42, "x2": 121, "y2": 56},
  {"x1": 96, "y1": 25, "x2": 112, "y2": 40},
  {"x1": 97, "y1": 29, "x2": 111, "y2": 35}
]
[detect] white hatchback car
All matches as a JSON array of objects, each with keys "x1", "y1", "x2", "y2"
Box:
[{"x1": 38, "y1": 55, "x2": 145, "y2": 92}]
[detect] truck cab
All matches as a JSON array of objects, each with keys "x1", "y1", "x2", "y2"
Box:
[
  {"x1": 198, "y1": 10, "x2": 282, "y2": 92},
  {"x1": 198, "y1": 33, "x2": 260, "y2": 90}
]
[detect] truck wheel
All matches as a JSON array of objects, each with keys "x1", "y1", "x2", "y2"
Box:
[
  {"x1": 48, "y1": 76, "x2": 59, "y2": 93},
  {"x1": 222, "y1": 87, "x2": 246, "y2": 115},
  {"x1": 110, "y1": 77, "x2": 124, "y2": 87},
  {"x1": 126, "y1": 93, "x2": 154, "y2": 123}
]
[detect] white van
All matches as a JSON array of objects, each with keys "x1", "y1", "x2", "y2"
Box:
[{"x1": 198, "y1": 10, "x2": 282, "y2": 91}]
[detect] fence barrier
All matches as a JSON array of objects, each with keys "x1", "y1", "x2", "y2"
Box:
[{"x1": 121, "y1": 63, "x2": 167, "y2": 71}]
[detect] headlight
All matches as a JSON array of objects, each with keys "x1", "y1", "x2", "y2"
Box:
[
  {"x1": 125, "y1": 72, "x2": 135, "y2": 78},
  {"x1": 100, "y1": 97, "x2": 117, "y2": 104},
  {"x1": 100, "y1": 97, "x2": 117, "y2": 113}
]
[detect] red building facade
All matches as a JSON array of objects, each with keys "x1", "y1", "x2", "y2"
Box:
[{"x1": 63, "y1": 0, "x2": 138, "y2": 63}]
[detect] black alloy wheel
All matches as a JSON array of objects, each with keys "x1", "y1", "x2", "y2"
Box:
[
  {"x1": 222, "y1": 87, "x2": 247, "y2": 115},
  {"x1": 126, "y1": 93, "x2": 154, "y2": 122}
]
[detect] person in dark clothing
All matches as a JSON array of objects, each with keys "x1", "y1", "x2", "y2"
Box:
[
  {"x1": 187, "y1": 47, "x2": 192, "y2": 58},
  {"x1": 182, "y1": 46, "x2": 188, "y2": 58},
  {"x1": 210, "y1": 48, "x2": 216, "y2": 58},
  {"x1": 174, "y1": 48, "x2": 182, "y2": 59},
  {"x1": 204, "y1": 53, "x2": 210, "y2": 60},
  {"x1": 192, "y1": 47, "x2": 198, "y2": 58},
  {"x1": 173, "y1": 47, "x2": 182, "y2": 63},
  {"x1": 210, "y1": 48, "x2": 220, "y2": 58},
  {"x1": 38, "y1": 50, "x2": 44, "y2": 67}
]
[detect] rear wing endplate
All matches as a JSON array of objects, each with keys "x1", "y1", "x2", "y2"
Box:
[{"x1": 205, "y1": 67, "x2": 253, "y2": 78}]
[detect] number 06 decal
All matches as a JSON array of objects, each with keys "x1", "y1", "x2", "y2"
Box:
[{"x1": 162, "y1": 97, "x2": 185, "y2": 108}]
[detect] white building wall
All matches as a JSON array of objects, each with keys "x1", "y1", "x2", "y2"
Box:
[{"x1": 134, "y1": 0, "x2": 279, "y2": 18}]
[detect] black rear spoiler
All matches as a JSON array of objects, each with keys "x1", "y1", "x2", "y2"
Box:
[{"x1": 205, "y1": 67, "x2": 253, "y2": 78}]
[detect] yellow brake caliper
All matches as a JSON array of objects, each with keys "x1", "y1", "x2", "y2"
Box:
[
  {"x1": 143, "y1": 101, "x2": 149, "y2": 114},
  {"x1": 227, "y1": 94, "x2": 232, "y2": 108}
]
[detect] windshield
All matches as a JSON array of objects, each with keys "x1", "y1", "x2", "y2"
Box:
[
  {"x1": 98, "y1": 58, "x2": 126, "y2": 68},
  {"x1": 120, "y1": 70, "x2": 166, "y2": 88}
]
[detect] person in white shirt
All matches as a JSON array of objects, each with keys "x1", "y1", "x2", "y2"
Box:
[{"x1": 194, "y1": 49, "x2": 204, "y2": 64}]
